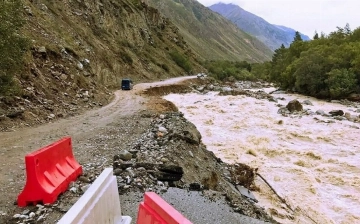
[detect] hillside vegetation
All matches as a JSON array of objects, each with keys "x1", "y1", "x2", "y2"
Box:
[
  {"x1": 0, "y1": 0, "x2": 208, "y2": 127},
  {"x1": 253, "y1": 25, "x2": 360, "y2": 99},
  {"x1": 209, "y1": 3, "x2": 310, "y2": 51},
  {"x1": 147, "y1": 0, "x2": 273, "y2": 61}
]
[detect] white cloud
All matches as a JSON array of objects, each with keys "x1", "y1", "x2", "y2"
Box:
[{"x1": 197, "y1": 0, "x2": 360, "y2": 37}]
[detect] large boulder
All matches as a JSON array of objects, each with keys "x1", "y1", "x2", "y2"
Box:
[{"x1": 286, "y1": 100, "x2": 303, "y2": 112}]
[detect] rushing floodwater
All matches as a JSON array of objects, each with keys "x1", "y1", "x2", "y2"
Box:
[{"x1": 164, "y1": 89, "x2": 360, "y2": 224}]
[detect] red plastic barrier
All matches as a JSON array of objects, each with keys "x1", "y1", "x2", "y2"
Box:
[
  {"x1": 17, "y1": 137, "x2": 82, "y2": 207},
  {"x1": 137, "y1": 192, "x2": 192, "y2": 224}
]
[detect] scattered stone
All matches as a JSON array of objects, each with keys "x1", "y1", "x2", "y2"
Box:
[{"x1": 29, "y1": 212, "x2": 35, "y2": 218}]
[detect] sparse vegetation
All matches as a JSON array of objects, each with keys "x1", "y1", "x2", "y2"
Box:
[
  {"x1": 0, "y1": 0, "x2": 29, "y2": 96},
  {"x1": 204, "y1": 60, "x2": 256, "y2": 81},
  {"x1": 169, "y1": 50, "x2": 192, "y2": 73}
]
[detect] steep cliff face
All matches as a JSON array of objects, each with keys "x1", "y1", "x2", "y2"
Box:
[{"x1": 0, "y1": 0, "x2": 202, "y2": 129}]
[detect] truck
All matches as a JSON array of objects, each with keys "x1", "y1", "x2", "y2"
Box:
[{"x1": 121, "y1": 78, "x2": 133, "y2": 90}]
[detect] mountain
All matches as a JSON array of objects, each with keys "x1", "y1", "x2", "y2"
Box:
[
  {"x1": 1, "y1": 0, "x2": 208, "y2": 127},
  {"x1": 274, "y1": 25, "x2": 311, "y2": 42},
  {"x1": 147, "y1": 0, "x2": 273, "y2": 62},
  {"x1": 209, "y1": 3, "x2": 310, "y2": 51}
]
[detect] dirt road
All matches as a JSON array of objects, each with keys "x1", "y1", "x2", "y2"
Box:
[{"x1": 0, "y1": 76, "x2": 197, "y2": 221}]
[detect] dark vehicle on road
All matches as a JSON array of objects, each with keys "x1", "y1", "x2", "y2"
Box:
[{"x1": 121, "y1": 78, "x2": 133, "y2": 90}]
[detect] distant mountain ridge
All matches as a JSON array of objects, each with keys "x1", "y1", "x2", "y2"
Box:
[
  {"x1": 147, "y1": 0, "x2": 273, "y2": 62},
  {"x1": 209, "y1": 3, "x2": 310, "y2": 51}
]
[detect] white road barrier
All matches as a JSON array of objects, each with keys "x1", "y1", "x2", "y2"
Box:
[{"x1": 58, "y1": 168, "x2": 131, "y2": 224}]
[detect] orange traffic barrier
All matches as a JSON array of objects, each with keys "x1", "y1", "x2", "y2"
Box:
[
  {"x1": 137, "y1": 192, "x2": 192, "y2": 224},
  {"x1": 17, "y1": 137, "x2": 82, "y2": 207}
]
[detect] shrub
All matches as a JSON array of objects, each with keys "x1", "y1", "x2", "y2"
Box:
[
  {"x1": 0, "y1": 0, "x2": 29, "y2": 96},
  {"x1": 169, "y1": 50, "x2": 192, "y2": 73}
]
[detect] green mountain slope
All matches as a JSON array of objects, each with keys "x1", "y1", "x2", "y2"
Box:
[
  {"x1": 209, "y1": 3, "x2": 310, "y2": 51},
  {"x1": 147, "y1": 0, "x2": 273, "y2": 62}
]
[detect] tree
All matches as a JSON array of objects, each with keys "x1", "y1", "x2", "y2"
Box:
[
  {"x1": 293, "y1": 31, "x2": 303, "y2": 42},
  {"x1": 313, "y1": 31, "x2": 319, "y2": 40},
  {"x1": 0, "y1": 0, "x2": 29, "y2": 96}
]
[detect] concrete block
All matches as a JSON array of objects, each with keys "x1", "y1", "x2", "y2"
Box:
[{"x1": 58, "y1": 168, "x2": 131, "y2": 224}]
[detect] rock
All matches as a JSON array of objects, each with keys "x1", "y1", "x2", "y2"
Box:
[
  {"x1": 78, "y1": 176, "x2": 91, "y2": 183},
  {"x1": 24, "y1": 6, "x2": 33, "y2": 15},
  {"x1": 60, "y1": 74, "x2": 68, "y2": 80},
  {"x1": 118, "y1": 150, "x2": 132, "y2": 161},
  {"x1": 333, "y1": 116, "x2": 346, "y2": 121},
  {"x1": 81, "y1": 184, "x2": 90, "y2": 193},
  {"x1": 345, "y1": 112, "x2": 352, "y2": 120},
  {"x1": 13, "y1": 214, "x2": 21, "y2": 218},
  {"x1": 189, "y1": 151, "x2": 194, "y2": 157},
  {"x1": 37, "y1": 215, "x2": 45, "y2": 222},
  {"x1": 347, "y1": 93, "x2": 360, "y2": 101},
  {"x1": 331, "y1": 100, "x2": 341, "y2": 104},
  {"x1": 159, "y1": 114, "x2": 166, "y2": 119},
  {"x1": 36, "y1": 204, "x2": 44, "y2": 209},
  {"x1": 70, "y1": 187, "x2": 77, "y2": 194},
  {"x1": 286, "y1": 100, "x2": 303, "y2": 112},
  {"x1": 29, "y1": 212, "x2": 35, "y2": 218},
  {"x1": 329, "y1": 110, "x2": 344, "y2": 116},
  {"x1": 20, "y1": 214, "x2": 28, "y2": 219},
  {"x1": 189, "y1": 182, "x2": 202, "y2": 191},
  {"x1": 115, "y1": 167, "x2": 126, "y2": 176},
  {"x1": 7, "y1": 110, "x2": 24, "y2": 119},
  {"x1": 77, "y1": 62, "x2": 84, "y2": 70},
  {"x1": 268, "y1": 97, "x2": 277, "y2": 102},
  {"x1": 158, "y1": 126, "x2": 167, "y2": 133},
  {"x1": 277, "y1": 107, "x2": 290, "y2": 115},
  {"x1": 38, "y1": 46, "x2": 46, "y2": 53},
  {"x1": 172, "y1": 122, "x2": 201, "y2": 145},
  {"x1": 316, "y1": 110, "x2": 325, "y2": 115},
  {"x1": 161, "y1": 157, "x2": 169, "y2": 163},
  {"x1": 303, "y1": 100, "x2": 313, "y2": 106}
]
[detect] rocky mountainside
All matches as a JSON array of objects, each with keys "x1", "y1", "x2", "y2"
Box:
[
  {"x1": 209, "y1": 3, "x2": 310, "y2": 51},
  {"x1": 1, "y1": 0, "x2": 205, "y2": 130},
  {"x1": 147, "y1": 0, "x2": 273, "y2": 61}
]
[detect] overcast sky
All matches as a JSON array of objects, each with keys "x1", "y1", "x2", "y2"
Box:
[{"x1": 197, "y1": 0, "x2": 360, "y2": 38}]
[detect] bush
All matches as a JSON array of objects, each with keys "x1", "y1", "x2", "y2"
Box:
[
  {"x1": 326, "y1": 69, "x2": 357, "y2": 98},
  {"x1": 169, "y1": 51, "x2": 192, "y2": 73},
  {"x1": 0, "y1": 0, "x2": 29, "y2": 96},
  {"x1": 204, "y1": 60, "x2": 256, "y2": 81}
]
